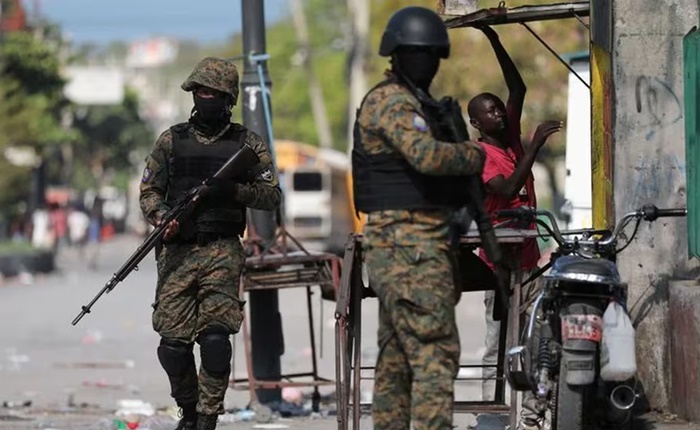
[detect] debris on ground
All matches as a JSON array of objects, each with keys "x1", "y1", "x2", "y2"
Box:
[
  {"x1": 219, "y1": 409, "x2": 257, "y2": 423},
  {"x1": 2, "y1": 400, "x2": 32, "y2": 408},
  {"x1": 0, "y1": 389, "x2": 341, "y2": 429},
  {"x1": 115, "y1": 399, "x2": 155, "y2": 418},
  {"x1": 54, "y1": 360, "x2": 135, "y2": 369}
]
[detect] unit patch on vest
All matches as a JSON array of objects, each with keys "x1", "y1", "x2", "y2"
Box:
[
  {"x1": 260, "y1": 168, "x2": 273, "y2": 182},
  {"x1": 141, "y1": 167, "x2": 153, "y2": 183},
  {"x1": 412, "y1": 114, "x2": 429, "y2": 132}
]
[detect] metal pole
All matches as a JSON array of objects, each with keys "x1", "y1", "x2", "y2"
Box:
[
  {"x1": 345, "y1": 0, "x2": 369, "y2": 234},
  {"x1": 288, "y1": 0, "x2": 333, "y2": 149},
  {"x1": 0, "y1": 0, "x2": 5, "y2": 89},
  {"x1": 0, "y1": 0, "x2": 4, "y2": 45},
  {"x1": 346, "y1": 0, "x2": 369, "y2": 153},
  {"x1": 240, "y1": 0, "x2": 283, "y2": 404}
]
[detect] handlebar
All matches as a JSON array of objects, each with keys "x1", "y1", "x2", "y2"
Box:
[
  {"x1": 639, "y1": 205, "x2": 687, "y2": 221},
  {"x1": 496, "y1": 204, "x2": 687, "y2": 255}
]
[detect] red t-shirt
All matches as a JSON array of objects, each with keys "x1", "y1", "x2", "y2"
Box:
[{"x1": 477, "y1": 104, "x2": 540, "y2": 270}]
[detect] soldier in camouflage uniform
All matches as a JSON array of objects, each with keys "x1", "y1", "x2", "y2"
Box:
[
  {"x1": 351, "y1": 7, "x2": 485, "y2": 430},
  {"x1": 139, "y1": 57, "x2": 281, "y2": 430}
]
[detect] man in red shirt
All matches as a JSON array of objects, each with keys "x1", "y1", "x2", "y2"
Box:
[{"x1": 468, "y1": 25, "x2": 561, "y2": 430}]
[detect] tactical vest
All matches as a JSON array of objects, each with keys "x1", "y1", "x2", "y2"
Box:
[
  {"x1": 165, "y1": 123, "x2": 248, "y2": 240},
  {"x1": 352, "y1": 80, "x2": 469, "y2": 213}
]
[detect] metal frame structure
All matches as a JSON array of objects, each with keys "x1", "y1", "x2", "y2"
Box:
[
  {"x1": 334, "y1": 229, "x2": 540, "y2": 430},
  {"x1": 442, "y1": 1, "x2": 591, "y2": 88},
  {"x1": 333, "y1": 226, "x2": 598, "y2": 429},
  {"x1": 228, "y1": 181, "x2": 347, "y2": 418},
  {"x1": 231, "y1": 221, "x2": 342, "y2": 417},
  {"x1": 229, "y1": 49, "x2": 344, "y2": 418}
]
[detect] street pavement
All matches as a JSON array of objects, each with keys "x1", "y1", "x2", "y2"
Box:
[{"x1": 0, "y1": 234, "x2": 697, "y2": 430}]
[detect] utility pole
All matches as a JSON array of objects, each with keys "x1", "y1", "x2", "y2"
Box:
[
  {"x1": 0, "y1": 0, "x2": 4, "y2": 44},
  {"x1": 0, "y1": 0, "x2": 6, "y2": 75},
  {"x1": 0, "y1": 0, "x2": 4, "y2": 71},
  {"x1": 346, "y1": 0, "x2": 369, "y2": 154},
  {"x1": 288, "y1": 0, "x2": 333, "y2": 149},
  {"x1": 345, "y1": 0, "x2": 369, "y2": 233},
  {"x1": 240, "y1": 0, "x2": 282, "y2": 404}
]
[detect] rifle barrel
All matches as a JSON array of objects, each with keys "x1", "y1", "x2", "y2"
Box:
[
  {"x1": 71, "y1": 277, "x2": 116, "y2": 326},
  {"x1": 71, "y1": 223, "x2": 167, "y2": 326}
]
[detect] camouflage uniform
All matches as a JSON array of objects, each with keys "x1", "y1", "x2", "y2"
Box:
[
  {"x1": 139, "y1": 57, "x2": 281, "y2": 426},
  {"x1": 356, "y1": 79, "x2": 484, "y2": 429}
]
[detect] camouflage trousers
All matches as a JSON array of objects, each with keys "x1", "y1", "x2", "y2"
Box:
[
  {"x1": 364, "y1": 242, "x2": 460, "y2": 430},
  {"x1": 153, "y1": 238, "x2": 246, "y2": 415}
]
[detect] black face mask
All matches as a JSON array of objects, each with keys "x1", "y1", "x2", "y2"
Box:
[
  {"x1": 395, "y1": 49, "x2": 441, "y2": 89},
  {"x1": 193, "y1": 95, "x2": 229, "y2": 123}
]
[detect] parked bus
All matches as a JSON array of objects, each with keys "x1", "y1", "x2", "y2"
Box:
[{"x1": 275, "y1": 140, "x2": 356, "y2": 254}]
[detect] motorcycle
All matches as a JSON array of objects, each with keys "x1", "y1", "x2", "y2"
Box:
[{"x1": 497, "y1": 203, "x2": 687, "y2": 430}]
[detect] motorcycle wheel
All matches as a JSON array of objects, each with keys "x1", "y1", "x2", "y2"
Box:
[{"x1": 554, "y1": 358, "x2": 593, "y2": 430}]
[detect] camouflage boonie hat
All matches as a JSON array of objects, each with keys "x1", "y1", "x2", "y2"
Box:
[{"x1": 181, "y1": 57, "x2": 240, "y2": 105}]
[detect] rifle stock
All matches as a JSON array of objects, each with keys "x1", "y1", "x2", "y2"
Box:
[{"x1": 71, "y1": 144, "x2": 260, "y2": 326}]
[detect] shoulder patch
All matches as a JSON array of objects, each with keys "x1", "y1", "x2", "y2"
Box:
[
  {"x1": 412, "y1": 114, "x2": 429, "y2": 132},
  {"x1": 141, "y1": 167, "x2": 153, "y2": 183},
  {"x1": 259, "y1": 168, "x2": 273, "y2": 182}
]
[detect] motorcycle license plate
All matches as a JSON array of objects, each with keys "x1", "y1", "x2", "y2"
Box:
[{"x1": 561, "y1": 314, "x2": 602, "y2": 342}]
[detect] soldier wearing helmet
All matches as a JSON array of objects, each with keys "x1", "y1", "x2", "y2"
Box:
[
  {"x1": 351, "y1": 6, "x2": 485, "y2": 430},
  {"x1": 139, "y1": 57, "x2": 281, "y2": 430}
]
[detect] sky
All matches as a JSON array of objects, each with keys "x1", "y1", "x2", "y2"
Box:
[{"x1": 25, "y1": 0, "x2": 291, "y2": 45}]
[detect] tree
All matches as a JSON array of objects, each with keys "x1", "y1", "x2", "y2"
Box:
[
  {"x1": 268, "y1": 0, "x2": 586, "y2": 211},
  {"x1": 216, "y1": 0, "x2": 349, "y2": 149},
  {"x1": 0, "y1": 21, "x2": 153, "y2": 214},
  {"x1": 69, "y1": 88, "x2": 154, "y2": 191},
  {"x1": 0, "y1": 29, "x2": 77, "y2": 212},
  {"x1": 0, "y1": 31, "x2": 74, "y2": 147}
]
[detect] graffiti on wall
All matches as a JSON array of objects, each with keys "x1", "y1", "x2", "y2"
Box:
[
  {"x1": 634, "y1": 76, "x2": 683, "y2": 140},
  {"x1": 631, "y1": 154, "x2": 686, "y2": 202}
]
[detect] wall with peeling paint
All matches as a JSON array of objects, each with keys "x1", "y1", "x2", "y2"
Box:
[{"x1": 612, "y1": 0, "x2": 699, "y2": 412}]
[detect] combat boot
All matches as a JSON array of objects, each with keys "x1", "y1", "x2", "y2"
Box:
[
  {"x1": 174, "y1": 403, "x2": 197, "y2": 430},
  {"x1": 196, "y1": 414, "x2": 218, "y2": 430}
]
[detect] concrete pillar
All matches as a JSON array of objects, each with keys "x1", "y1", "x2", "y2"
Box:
[
  {"x1": 611, "y1": 0, "x2": 698, "y2": 411},
  {"x1": 670, "y1": 280, "x2": 700, "y2": 422}
]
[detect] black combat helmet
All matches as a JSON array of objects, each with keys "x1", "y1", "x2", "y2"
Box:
[{"x1": 379, "y1": 6, "x2": 450, "y2": 59}]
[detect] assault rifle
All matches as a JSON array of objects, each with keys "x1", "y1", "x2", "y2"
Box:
[
  {"x1": 415, "y1": 90, "x2": 511, "y2": 319},
  {"x1": 71, "y1": 144, "x2": 260, "y2": 326}
]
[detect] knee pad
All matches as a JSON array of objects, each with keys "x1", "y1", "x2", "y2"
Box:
[
  {"x1": 157, "y1": 338, "x2": 194, "y2": 377},
  {"x1": 197, "y1": 327, "x2": 232, "y2": 377}
]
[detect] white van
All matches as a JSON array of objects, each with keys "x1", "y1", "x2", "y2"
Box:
[{"x1": 561, "y1": 52, "x2": 593, "y2": 230}]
